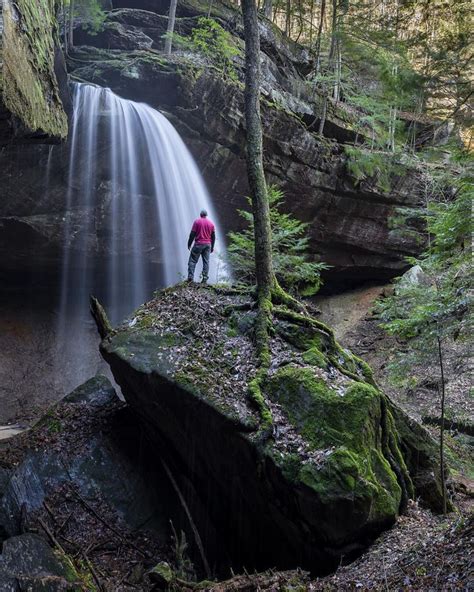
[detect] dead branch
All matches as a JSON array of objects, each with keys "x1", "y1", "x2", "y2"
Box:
[{"x1": 89, "y1": 295, "x2": 113, "y2": 340}]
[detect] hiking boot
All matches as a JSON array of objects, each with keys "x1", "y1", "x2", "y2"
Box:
[{"x1": 201, "y1": 278, "x2": 208, "y2": 285}]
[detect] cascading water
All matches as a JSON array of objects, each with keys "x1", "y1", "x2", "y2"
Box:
[{"x1": 56, "y1": 82, "x2": 227, "y2": 381}]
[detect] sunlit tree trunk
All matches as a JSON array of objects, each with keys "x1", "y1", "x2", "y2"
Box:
[
  {"x1": 333, "y1": 39, "x2": 341, "y2": 101},
  {"x1": 314, "y1": 0, "x2": 326, "y2": 75},
  {"x1": 164, "y1": 0, "x2": 178, "y2": 55},
  {"x1": 263, "y1": 0, "x2": 272, "y2": 19}
]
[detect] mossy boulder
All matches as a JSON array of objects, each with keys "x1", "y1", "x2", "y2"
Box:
[
  {"x1": 267, "y1": 369, "x2": 402, "y2": 539},
  {"x1": 100, "y1": 284, "x2": 446, "y2": 575}
]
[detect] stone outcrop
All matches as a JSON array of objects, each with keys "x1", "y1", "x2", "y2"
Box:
[
  {"x1": 0, "y1": 0, "x2": 427, "y2": 287},
  {"x1": 100, "y1": 284, "x2": 445, "y2": 575},
  {"x1": 0, "y1": 376, "x2": 173, "y2": 539},
  {"x1": 0, "y1": 375, "x2": 182, "y2": 588},
  {"x1": 0, "y1": 0, "x2": 69, "y2": 144}
]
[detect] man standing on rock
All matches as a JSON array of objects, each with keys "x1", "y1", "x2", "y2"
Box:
[{"x1": 187, "y1": 209, "x2": 216, "y2": 284}]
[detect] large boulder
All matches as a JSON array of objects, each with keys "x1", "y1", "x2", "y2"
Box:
[
  {"x1": 100, "y1": 283, "x2": 445, "y2": 575},
  {"x1": 0, "y1": 376, "x2": 172, "y2": 539}
]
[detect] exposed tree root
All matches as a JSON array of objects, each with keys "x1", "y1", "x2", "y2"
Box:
[
  {"x1": 223, "y1": 302, "x2": 256, "y2": 316},
  {"x1": 270, "y1": 280, "x2": 307, "y2": 313},
  {"x1": 247, "y1": 367, "x2": 273, "y2": 444},
  {"x1": 380, "y1": 396, "x2": 414, "y2": 513},
  {"x1": 273, "y1": 305, "x2": 336, "y2": 342}
]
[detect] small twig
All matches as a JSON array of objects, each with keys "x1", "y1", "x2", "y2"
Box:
[
  {"x1": 57, "y1": 533, "x2": 78, "y2": 549},
  {"x1": 82, "y1": 552, "x2": 105, "y2": 592},
  {"x1": 37, "y1": 514, "x2": 67, "y2": 555},
  {"x1": 43, "y1": 501, "x2": 57, "y2": 523},
  {"x1": 70, "y1": 487, "x2": 148, "y2": 558},
  {"x1": 57, "y1": 511, "x2": 74, "y2": 534}
]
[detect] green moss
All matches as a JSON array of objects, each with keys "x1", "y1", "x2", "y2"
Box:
[
  {"x1": 47, "y1": 418, "x2": 62, "y2": 433},
  {"x1": 279, "y1": 452, "x2": 303, "y2": 483},
  {"x1": 3, "y1": 0, "x2": 68, "y2": 138},
  {"x1": 150, "y1": 561, "x2": 174, "y2": 585},
  {"x1": 55, "y1": 551, "x2": 97, "y2": 591},
  {"x1": 267, "y1": 366, "x2": 402, "y2": 519},
  {"x1": 302, "y1": 347, "x2": 327, "y2": 368},
  {"x1": 268, "y1": 367, "x2": 379, "y2": 451},
  {"x1": 226, "y1": 326, "x2": 239, "y2": 338},
  {"x1": 248, "y1": 368, "x2": 273, "y2": 433}
]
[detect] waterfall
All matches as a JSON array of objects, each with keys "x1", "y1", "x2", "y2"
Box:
[
  {"x1": 56, "y1": 82, "x2": 227, "y2": 383},
  {"x1": 59, "y1": 82, "x2": 226, "y2": 325}
]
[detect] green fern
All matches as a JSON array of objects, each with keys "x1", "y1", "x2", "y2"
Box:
[{"x1": 228, "y1": 186, "x2": 329, "y2": 296}]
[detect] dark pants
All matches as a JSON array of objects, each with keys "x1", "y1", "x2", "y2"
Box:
[{"x1": 188, "y1": 244, "x2": 211, "y2": 281}]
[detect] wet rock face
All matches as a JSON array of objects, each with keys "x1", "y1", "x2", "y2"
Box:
[
  {"x1": 67, "y1": 48, "x2": 424, "y2": 284},
  {"x1": 100, "y1": 284, "x2": 445, "y2": 575}
]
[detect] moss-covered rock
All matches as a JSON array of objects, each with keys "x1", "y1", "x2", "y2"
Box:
[
  {"x1": 1, "y1": 0, "x2": 68, "y2": 142},
  {"x1": 100, "y1": 284, "x2": 446, "y2": 575},
  {"x1": 268, "y1": 368, "x2": 401, "y2": 530}
]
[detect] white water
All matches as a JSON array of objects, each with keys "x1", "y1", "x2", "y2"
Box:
[
  {"x1": 56, "y1": 82, "x2": 227, "y2": 383},
  {"x1": 58, "y1": 83, "x2": 226, "y2": 326}
]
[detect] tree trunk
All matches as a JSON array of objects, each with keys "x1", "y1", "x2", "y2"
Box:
[
  {"x1": 207, "y1": 0, "x2": 214, "y2": 18},
  {"x1": 285, "y1": 0, "x2": 291, "y2": 36},
  {"x1": 437, "y1": 333, "x2": 448, "y2": 514},
  {"x1": 318, "y1": 95, "x2": 328, "y2": 135},
  {"x1": 333, "y1": 39, "x2": 341, "y2": 101},
  {"x1": 309, "y1": 0, "x2": 315, "y2": 44},
  {"x1": 241, "y1": 0, "x2": 274, "y2": 359},
  {"x1": 69, "y1": 0, "x2": 75, "y2": 48},
  {"x1": 329, "y1": 0, "x2": 338, "y2": 62},
  {"x1": 314, "y1": 0, "x2": 326, "y2": 75},
  {"x1": 164, "y1": 0, "x2": 178, "y2": 56},
  {"x1": 263, "y1": 0, "x2": 272, "y2": 19}
]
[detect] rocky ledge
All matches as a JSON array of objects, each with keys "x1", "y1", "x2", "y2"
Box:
[
  {"x1": 0, "y1": 0, "x2": 429, "y2": 285},
  {"x1": 100, "y1": 283, "x2": 446, "y2": 575}
]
